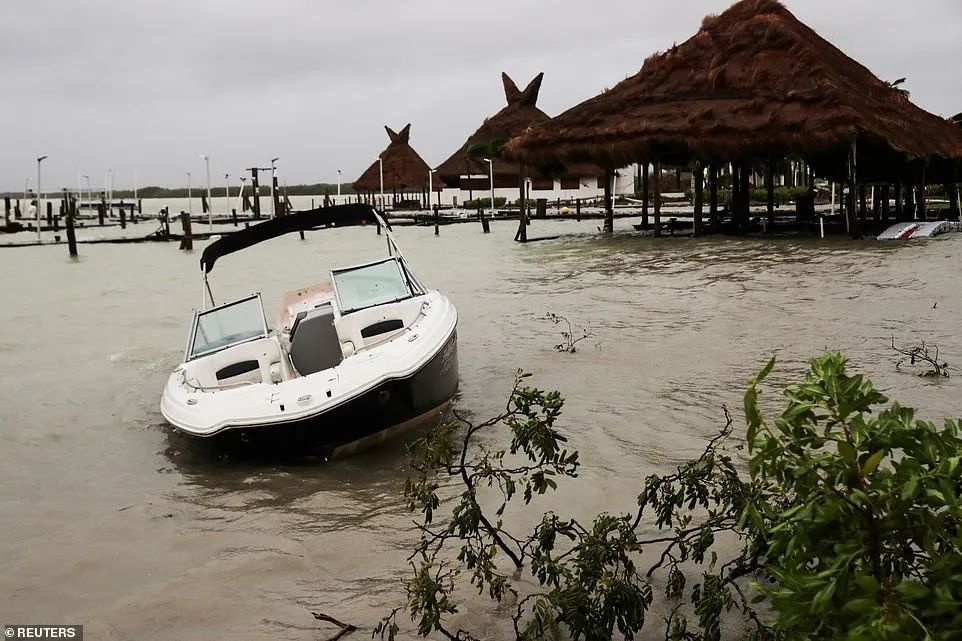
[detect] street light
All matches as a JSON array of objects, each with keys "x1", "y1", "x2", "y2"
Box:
[
  {"x1": 200, "y1": 154, "x2": 212, "y2": 231},
  {"x1": 36, "y1": 155, "x2": 48, "y2": 242},
  {"x1": 377, "y1": 157, "x2": 384, "y2": 211},
  {"x1": 483, "y1": 158, "x2": 495, "y2": 220},
  {"x1": 224, "y1": 172, "x2": 231, "y2": 215},
  {"x1": 187, "y1": 172, "x2": 192, "y2": 215},
  {"x1": 337, "y1": 169, "x2": 342, "y2": 201},
  {"x1": 270, "y1": 157, "x2": 279, "y2": 218}
]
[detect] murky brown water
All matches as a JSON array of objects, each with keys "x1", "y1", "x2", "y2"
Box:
[{"x1": 2, "y1": 218, "x2": 961, "y2": 640}]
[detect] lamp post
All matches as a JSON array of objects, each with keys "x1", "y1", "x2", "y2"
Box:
[
  {"x1": 224, "y1": 173, "x2": 231, "y2": 214},
  {"x1": 200, "y1": 154, "x2": 212, "y2": 231},
  {"x1": 337, "y1": 169, "x2": 342, "y2": 202},
  {"x1": 483, "y1": 158, "x2": 495, "y2": 219},
  {"x1": 187, "y1": 172, "x2": 192, "y2": 215},
  {"x1": 36, "y1": 155, "x2": 48, "y2": 242},
  {"x1": 270, "y1": 157, "x2": 279, "y2": 218},
  {"x1": 377, "y1": 157, "x2": 384, "y2": 211},
  {"x1": 238, "y1": 177, "x2": 247, "y2": 213}
]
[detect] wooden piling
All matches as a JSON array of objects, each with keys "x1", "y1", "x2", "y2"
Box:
[
  {"x1": 846, "y1": 141, "x2": 860, "y2": 239},
  {"x1": 653, "y1": 161, "x2": 662, "y2": 237},
  {"x1": 179, "y1": 212, "x2": 193, "y2": 250},
  {"x1": 881, "y1": 185, "x2": 891, "y2": 224},
  {"x1": 536, "y1": 198, "x2": 548, "y2": 220},
  {"x1": 602, "y1": 169, "x2": 614, "y2": 233},
  {"x1": 231, "y1": 208, "x2": 238, "y2": 226},
  {"x1": 201, "y1": 194, "x2": 209, "y2": 214},
  {"x1": 64, "y1": 191, "x2": 78, "y2": 257},
  {"x1": 120, "y1": 208, "x2": 126, "y2": 229},
  {"x1": 576, "y1": 198, "x2": 581, "y2": 222},
  {"x1": 515, "y1": 167, "x2": 528, "y2": 243},
  {"x1": 478, "y1": 201, "x2": 489, "y2": 233},
  {"x1": 765, "y1": 161, "x2": 775, "y2": 227},
  {"x1": 708, "y1": 164, "x2": 719, "y2": 231},
  {"x1": 693, "y1": 161, "x2": 704, "y2": 237},
  {"x1": 433, "y1": 204, "x2": 439, "y2": 236},
  {"x1": 4, "y1": 196, "x2": 10, "y2": 227},
  {"x1": 250, "y1": 170, "x2": 262, "y2": 219},
  {"x1": 46, "y1": 201, "x2": 53, "y2": 227}
]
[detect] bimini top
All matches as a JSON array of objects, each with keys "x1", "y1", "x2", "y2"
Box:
[{"x1": 200, "y1": 204, "x2": 390, "y2": 274}]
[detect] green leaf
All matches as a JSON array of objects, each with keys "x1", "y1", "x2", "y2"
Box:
[
  {"x1": 862, "y1": 449, "x2": 886, "y2": 475},
  {"x1": 838, "y1": 441, "x2": 856, "y2": 466}
]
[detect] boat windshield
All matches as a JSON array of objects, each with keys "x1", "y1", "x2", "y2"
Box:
[
  {"x1": 188, "y1": 294, "x2": 268, "y2": 359},
  {"x1": 332, "y1": 258, "x2": 418, "y2": 314}
]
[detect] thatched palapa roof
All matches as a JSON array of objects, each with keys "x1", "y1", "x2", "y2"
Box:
[
  {"x1": 506, "y1": 0, "x2": 962, "y2": 182},
  {"x1": 354, "y1": 124, "x2": 435, "y2": 192},
  {"x1": 435, "y1": 73, "x2": 549, "y2": 186}
]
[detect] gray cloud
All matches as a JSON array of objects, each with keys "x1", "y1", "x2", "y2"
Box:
[{"x1": 1, "y1": 0, "x2": 959, "y2": 191}]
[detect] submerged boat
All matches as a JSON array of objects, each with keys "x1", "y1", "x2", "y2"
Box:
[{"x1": 160, "y1": 204, "x2": 458, "y2": 455}]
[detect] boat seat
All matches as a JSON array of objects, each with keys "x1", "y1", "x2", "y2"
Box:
[
  {"x1": 289, "y1": 304, "x2": 343, "y2": 376},
  {"x1": 334, "y1": 299, "x2": 422, "y2": 353},
  {"x1": 184, "y1": 336, "x2": 285, "y2": 389}
]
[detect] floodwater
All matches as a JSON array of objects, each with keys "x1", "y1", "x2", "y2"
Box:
[{"x1": 2, "y1": 217, "x2": 961, "y2": 640}]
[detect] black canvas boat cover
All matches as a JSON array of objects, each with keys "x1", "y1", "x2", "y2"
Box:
[{"x1": 200, "y1": 204, "x2": 389, "y2": 273}]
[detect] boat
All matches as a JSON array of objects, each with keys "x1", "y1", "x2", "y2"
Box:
[
  {"x1": 160, "y1": 203, "x2": 459, "y2": 456},
  {"x1": 877, "y1": 220, "x2": 962, "y2": 240}
]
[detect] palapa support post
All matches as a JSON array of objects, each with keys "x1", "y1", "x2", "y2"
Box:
[
  {"x1": 739, "y1": 161, "x2": 751, "y2": 233},
  {"x1": 949, "y1": 180, "x2": 960, "y2": 222},
  {"x1": 65, "y1": 193, "x2": 78, "y2": 258},
  {"x1": 881, "y1": 185, "x2": 891, "y2": 224},
  {"x1": 708, "y1": 163, "x2": 719, "y2": 231},
  {"x1": 602, "y1": 168, "x2": 614, "y2": 233},
  {"x1": 858, "y1": 185, "x2": 867, "y2": 230},
  {"x1": 179, "y1": 212, "x2": 193, "y2": 250},
  {"x1": 765, "y1": 160, "x2": 775, "y2": 227},
  {"x1": 641, "y1": 163, "x2": 650, "y2": 229},
  {"x1": 514, "y1": 166, "x2": 528, "y2": 243},
  {"x1": 653, "y1": 161, "x2": 662, "y2": 238},
  {"x1": 693, "y1": 161, "x2": 704, "y2": 237},
  {"x1": 894, "y1": 181, "x2": 904, "y2": 221},
  {"x1": 916, "y1": 169, "x2": 927, "y2": 221},
  {"x1": 846, "y1": 141, "x2": 860, "y2": 239},
  {"x1": 433, "y1": 204, "x2": 439, "y2": 236},
  {"x1": 872, "y1": 186, "x2": 881, "y2": 232}
]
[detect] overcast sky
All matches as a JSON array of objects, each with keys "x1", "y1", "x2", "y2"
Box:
[{"x1": 2, "y1": 0, "x2": 959, "y2": 192}]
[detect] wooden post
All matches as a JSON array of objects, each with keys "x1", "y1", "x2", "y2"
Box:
[
  {"x1": 575, "y1": 198, "x2": 581, "y2": 222},
  {"x1": 66, "y1": 193, "x2": 78, "y2": 257},
  {"x1": 858, "y1": 185, "x2": 867, "y2": 231},
  {"x1": 179, "y1": 211, "x2": 193, "y2": 250},
  {"x1": 653, "y1": 161, "x2": 662, "y2": 237},
  {"x1": 949, "y1": 181, "x2": 960, "y2": 221},
  {"x1": 846, "y1": 141, "x2": 860, "y2": 239},
  {"x1": 46, "y1": 201, "x2": 53, "y2": 227},
  {"x1": 881, "y1": 185, "x2": 891, "y2": 224},
  {"x1": 708, "y1": 164, "x2": 718, "y2": 231},
  {"x1": 693, "y1": 161, "x2": 704, "y2": 237},
  {"x1": 250, "y1": 169, "x2": 261, "y2": 219},
  {"x1": 433, "y1": 204, "x2": 439, "y2": 236},
  {"x1": 895, "y1": 180, "x2": 904, "y2": 221},
  {"x1": 4, "y1": 196, "x2": 10, "y2": 227},
  {"x1": 602, "y1": 169, "x2": 614, "y2": 233},
  {"x1": 641, "y1": 163, "x2": 650, "y2": 229},
  {"x1": 515, "y1": 167, "x2": 528, "y2": 242},
  {"x1": 917, "y1": 169, "x2": 927, "y2": 221},
  {"x1": 740, "y1": 162, "x2": 751, "y2": 232},
  {"x1": 765, "y1": 161, "x2": 775, "y2": 227},
  {"x1": 120, "y1": 207, "x2": 126, "y2": 229},
  {"x1": 905, "y1": 181, "x2": 916, "y2": 219},
  {"x1": 871, "y1": 186, "x2": 881, "y2": 232},
  {"x1": 98, "y1": 200, "x2": 106, "y2": 226},
  {"x1": 479, "y1": 200, "x2": 489, "y2": 233},
  {"x1": 536, "y1": 198, "x2": 548, "y2": 219}
]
